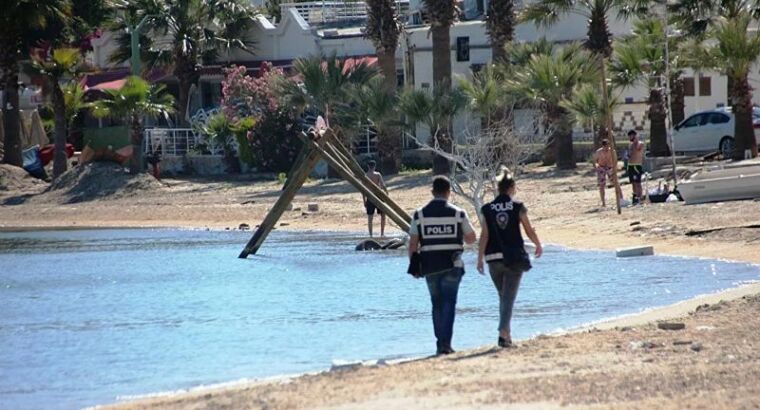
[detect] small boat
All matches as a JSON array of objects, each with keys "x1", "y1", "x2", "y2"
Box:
[{"x1": 678, "y1": 160, "x2": 760, "y2": 204}]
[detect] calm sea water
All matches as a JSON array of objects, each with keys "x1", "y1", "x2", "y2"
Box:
[{"x1": 0, "y1": 229, "x2": 758, "y2": 410}]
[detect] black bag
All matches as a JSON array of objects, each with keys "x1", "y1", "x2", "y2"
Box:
[
  {"x1": 501, "y1": 246, "x2": 532, "y2": 272},
  {"x1": 407, "y1": 211, "x2": 423, "y2": 277},
  {"x1": 407, "y1": 252, "x2": 422, "y2": 277}
]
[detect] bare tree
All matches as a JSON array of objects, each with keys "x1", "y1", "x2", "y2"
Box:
[{"x1": 405, "y1": 110, "x2": 550, "y2": 212}]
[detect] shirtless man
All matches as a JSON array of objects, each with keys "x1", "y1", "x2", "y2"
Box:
[
  {"x1": 593, "y1": 139, "x2": 617, "y2": 207},
  {"x1": 627, "y1": 130, "x2": 645, "y2": 205},
  {"x1": 363, "y1": 160, "x2": 387, "y2": 237}
]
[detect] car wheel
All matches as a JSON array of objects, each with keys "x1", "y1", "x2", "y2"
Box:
[{"x1": 720, "y1": 137, "x2": 734, "y2": 158}]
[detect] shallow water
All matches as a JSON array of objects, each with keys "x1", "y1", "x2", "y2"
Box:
[{"x1": 0, "y1": 229, "x2": 758, "y2": 410}]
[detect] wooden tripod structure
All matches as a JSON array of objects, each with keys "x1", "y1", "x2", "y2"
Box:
[{"x1": 238, "y1": 129, "x2": 412, "y2": 258}]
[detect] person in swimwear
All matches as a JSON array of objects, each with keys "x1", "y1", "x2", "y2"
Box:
[{"x1": 594, "y1": 139, "x2": 617, "y2": 207}]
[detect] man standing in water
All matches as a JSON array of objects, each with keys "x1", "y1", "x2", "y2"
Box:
[
  {"x1": 363, "y1": 160, "x2": 386, "y2": 237},
  {"x1": 593, "y1": 139, "x2": 620, "y2": 207},
  {"x1": 408, "y1": 176, "x2": 477, "y2": 355},
  {"x1": 627, "y1": 130, "x2": 645, "y2": 205}
]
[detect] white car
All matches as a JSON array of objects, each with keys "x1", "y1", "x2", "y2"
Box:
[{"x1": 670, "y1": 108, "x2": 760, "y2": 157}]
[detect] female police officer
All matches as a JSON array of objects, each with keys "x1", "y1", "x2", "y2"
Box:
[{"x1": 477, "y1": 172, "x2": 542, "y2": 348}]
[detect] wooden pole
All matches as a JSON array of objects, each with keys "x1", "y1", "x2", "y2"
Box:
[
  {"x1": 238, "y1": 146, "x2": 321, "y2": 258},
  {"x1": 600, "y1": 59, "x2": 623, "y2": 215},
  {"x1": 321, "y1": 141, "x2": 411, "y2": 224},
  {"x1": 298, "y1": 134, "x2": 411, "y2": 232}
]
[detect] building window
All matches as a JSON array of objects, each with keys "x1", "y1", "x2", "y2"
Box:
[
  {"x1": 699, "y1": 76, "x2": 711, "y2": 96},
  {"x1": 683, "y1": 77, "x2": 695, "y2": 96},
  {"x1": 456, "y1": 37, "x2": 470, "y2": 62}
]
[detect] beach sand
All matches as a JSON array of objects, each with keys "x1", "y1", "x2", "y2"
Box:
[{"x1": 2, "y1": 163, "x2": 759, "y2": 409}]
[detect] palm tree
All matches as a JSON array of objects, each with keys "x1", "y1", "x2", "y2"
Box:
[
  {"x1": 0, "y1": 0, "x2": 70, "y2": 166},
  {"x1": 90, "y1": 76, "x2": 175, "y2": 173},
  {"x1": 609, "y1": 19, "x2": 677, "y2": 156},
  {"x1": 30, "y1": 48, "x2": 83, "y2": 178},
  {"x1": 364, "y1": 0, "x2": 402, "y2": 173},
  {"x1": 355, "y1": 77, "x2": 402, "y2": 173},
  {"x1": 279, "y1": 54, "x2": 379, "y2": 127},
  {"x1": 486, "y1": 0, "x2": 517, "y2": 63},
  {"x1": 457, "y1": 66, "x2": 507, "y2": 130},
  {"x1": 365, "y1": 0, "x2": 401, "y2": 91},
  {"x1": 507, "y1": 43, "x2": 597, "y2": 169},
  {"x1": 422, "y1": 0, "x2": 457, "y2": 174},
  {"x1": 710, "y1": 14, "x2": 760, "y2": 159},
  {"x1": 110, "y1": 0, "x2": 256, "y2": 126},
  {"x1": 520, "y1": 0, "x2": 644, "y2": 59},
  {"x1": 562, "y1": 83, "x2": 621, "y2": 147},
  {"x1": 398, "y1": 86, "x2": 467, "y2": 150}
]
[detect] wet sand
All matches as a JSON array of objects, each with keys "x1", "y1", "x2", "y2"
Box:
[{"x1": 2, "y1": 163, "x2": 759, "y2": 409}]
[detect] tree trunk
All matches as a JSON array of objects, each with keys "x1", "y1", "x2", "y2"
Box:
[
  {"x1": 177, "y1": 77, "x2": 191, "y2": 127},
  {"x1": 129, "y1": 114, "x2": 144, "y2": 174},
  {"x1": 376, "y1": 47, "x2": 402, "y2": 175},
  {"x1": 377, "y1": 48, "x2": 397, "y2": 91},
  {"x1": 585, "y1": 8, "x2": 612, "y2": 58},
  {"x1": 731, "y1": 75, "x2": 758, "y2": 159},
  {"x1": 670, "y1": 76, "x2": 685, "y2": 127},
  {"x1": 553, "y1": 108, "x2": 575, "y2": 169},
  {"x1": 1, "y1": 68, "x2": 22, "y2": 166},
  {"x1": 486, "y1": 0, "x2": 515, "y2": 64},
  {"x1": 175, "y1": 57, "x2": 199, "y2": 127},
  {"x1": 377, "y1": 127, "x2": 401, "y2": 174},
  {"x1": 648, "y1": 88, "x2": 669, "y2": 157},
  {"x1": 431, "y1": 24, "x2": 452, "y2": 175},
  {"x1": 51, "y1": 81, "x2": 68, "y2": 179}
]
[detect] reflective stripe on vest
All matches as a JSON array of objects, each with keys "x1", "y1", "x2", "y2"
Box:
[
  {"x1": 484, "y1": 252, "x2": 504, "y2": 262},
  {"x1": 419, "y1": 243, "x2": 464, "y2": 252},
  {"x1": 416, "y1": 201, "x2": 465, "y2": 275}
]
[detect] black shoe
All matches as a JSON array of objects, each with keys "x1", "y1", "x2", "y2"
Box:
[
  {"x1": 498, "y1": 337, "x2": 513, "y2": 348},
  {"x1": 436, "y1": 341, "x2": 444, "y2": 356}
]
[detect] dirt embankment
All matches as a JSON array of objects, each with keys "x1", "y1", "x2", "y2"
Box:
[{"x1": 1, "y1": 162, "x2": 166, "y2": 206}]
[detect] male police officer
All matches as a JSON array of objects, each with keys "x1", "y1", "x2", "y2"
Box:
[{"x1": 408, "y1": 176, "x2": 477, "y2": 355}]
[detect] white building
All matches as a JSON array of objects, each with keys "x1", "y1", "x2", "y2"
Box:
[{"x1": 85, "y1": 2, "x2": 752, "y2": 148}]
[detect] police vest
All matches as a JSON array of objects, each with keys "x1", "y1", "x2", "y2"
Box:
[
  {"x1": 480, "y1": 194, "x2": 524, "y2": 262},
  {"x1": 414, "y1": 199, "x2": 465, "y2": 275}
]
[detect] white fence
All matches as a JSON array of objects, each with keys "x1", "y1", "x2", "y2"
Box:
[
  {"x1": 282, "y1": 1, "x2": 409, "y2": 25},
  {"x1": 143, "y1": 128, "x2": 203, "y2": 156}
]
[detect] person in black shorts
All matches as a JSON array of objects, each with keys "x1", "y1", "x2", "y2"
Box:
[
  {"x1": 626, "y1": 130, "x2": 645, "y2": 204},
  {"x1": 363, "y1": 160, "x2": 387, "y2": 237}
]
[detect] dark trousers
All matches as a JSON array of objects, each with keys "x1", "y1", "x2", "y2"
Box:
[{"x1": 425, "y1": 267, "x2": 464, "y2": 349}]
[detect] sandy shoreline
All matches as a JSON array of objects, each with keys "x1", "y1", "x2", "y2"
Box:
[
  {"x1": 3, "y1": 163, "x2": 760, "y2": 409},
  {"x1": 102, "y1": 285, "x2": 760, "y2": 410}
]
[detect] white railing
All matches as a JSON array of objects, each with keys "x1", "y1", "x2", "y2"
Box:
[
  {"x1": 354, "y1": 125, "x2": 378, "y2": 155},
  {"x1": 282, "y1": 1, "x2": 409, "y2": 25},
  {"x1": 143, "y1": 128, "x2": 202, "y2": 156}
]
